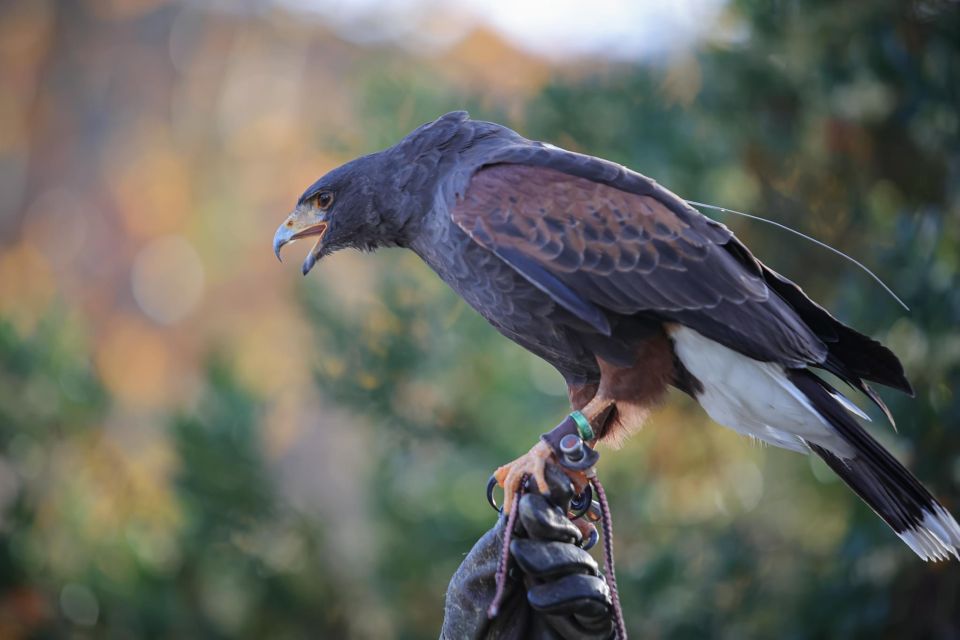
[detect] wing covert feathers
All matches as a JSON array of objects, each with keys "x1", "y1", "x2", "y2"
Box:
[
  {"x1": 452, "y1": 163, "x2": 829, "y2": 368},
  {"x1": 452, "y1": 160, "x2": 912, "y2": 406}
]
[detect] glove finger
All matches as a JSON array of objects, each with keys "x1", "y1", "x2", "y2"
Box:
[
  {"x1": 518, "y1": 494, "x2": 581, "y2": 544},
  {"x1": 544, "y1": 613, "x2": 614, "y2": 640},
  {"x1": 573, "y1": 611, "x2": 616, "y2": 636},
  {"x1": 539, "y1": 462, "x2": 575, "y2": 509},
  {"x1": 527, "y1": 574, "x2": 611, "y2": 615},
  {"x1": 510, "y1": 539, "x2": 600, "y2": 580}
]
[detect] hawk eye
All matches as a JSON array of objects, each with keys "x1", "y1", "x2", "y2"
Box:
[{"x1": 315, "y1": 191, "x2": 334, "y2": 209}]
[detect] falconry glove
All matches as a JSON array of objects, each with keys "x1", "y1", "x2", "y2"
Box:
[{"x1": 441, "y1": 463, "x2": 614, "y2": 640}]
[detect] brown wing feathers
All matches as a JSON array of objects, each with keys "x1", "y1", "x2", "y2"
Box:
[
  {"x1": 452, "y1": 161, "x2": 910, "y2": 405},
  {"x1": 453, "y1": 163, "x2": 827, "y2": 367},
  {"x1": 458, "y1": 165, "x2": 711, "y2": 278}
]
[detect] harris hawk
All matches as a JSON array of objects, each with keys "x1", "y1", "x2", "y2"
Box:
[{"x1": 274, "y1": 111, "x2": 960, "y2": 561}]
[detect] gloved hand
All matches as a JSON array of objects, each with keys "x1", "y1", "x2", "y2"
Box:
[{"x1": 441, "y1": 462, "x2": 614, "y2": 640}]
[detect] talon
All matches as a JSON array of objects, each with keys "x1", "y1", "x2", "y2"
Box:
[
  {"x1": 486, "y1": 475, "x2": 501, "y2": 512},
  {"x1": 494, "y1": 440, "x2": 555, "y2": 514},
  {"x1": 576, "y1": 520, "x2": 599, "y2": 550}
]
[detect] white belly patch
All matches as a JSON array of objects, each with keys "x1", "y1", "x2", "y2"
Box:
[{"x1": 668, "y1": 325, "x2": 853, "y2": 458}]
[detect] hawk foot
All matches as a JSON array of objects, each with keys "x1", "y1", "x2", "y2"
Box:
[{"x1": 493, "y1": 440, "x2": 554, "y2": 515}]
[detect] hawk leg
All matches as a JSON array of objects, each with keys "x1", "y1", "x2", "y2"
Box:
[{"x1": 493, "y1": 397, "x2": 614, "y2": 514}]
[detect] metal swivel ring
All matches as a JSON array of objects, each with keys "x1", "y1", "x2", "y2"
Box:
[
  {"x1": 568, "y1": 484, "x2": 594, "y2": 519},
  {"x1": 486, "y1": 474, "x2": 502, "y2": 513}
]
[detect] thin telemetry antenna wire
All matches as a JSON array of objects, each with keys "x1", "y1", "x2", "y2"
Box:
[{"x1": 686, "y1": 200, "x2": 909, "y2": 312}]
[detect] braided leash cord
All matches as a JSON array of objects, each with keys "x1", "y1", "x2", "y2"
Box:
[
  {"x1": 487, "y1": 473, "x2": 527, "y2": 619},
  {"x1": 485, "y1": 463, "x2": 627, "y2": 638},
  {"x1": 592, "y1": 475, "x2": 627, "y2": 640}
]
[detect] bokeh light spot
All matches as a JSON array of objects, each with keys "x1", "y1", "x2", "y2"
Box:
[
  {"x1": 95, "y1": 315, "x2": 173, "y2": 407},
  {"x1": 132, "y1": 235, "x2": 204, "y2": 325},
  {"x1": 0, "y1": 242, "x2": 55, "y2": 333},
  {"x1": 726, "y1": 460, "x2": 764, "y2": 513},
  {"x1": 59, "y1": 583, "x2": 99, "y2": 626},
  {"x1": 0, "y1": 456, "x2": 21, "y2": 529}
]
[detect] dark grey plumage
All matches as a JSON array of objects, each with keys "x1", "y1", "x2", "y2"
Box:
[
  {"x1": 294, "y1": 112, "x2": 904, "y2": 389},
  {"x1": 274, "y1": 111, "x2": 960, "y2": 561}
]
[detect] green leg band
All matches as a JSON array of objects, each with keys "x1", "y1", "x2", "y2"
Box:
[{"x1": 569, "y1": 410, "x2": 595, "y2": 441}]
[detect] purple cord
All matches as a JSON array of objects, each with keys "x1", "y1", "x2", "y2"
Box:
[
  {"x1": 487, "y1": 473, "x2": 527, "y2": 619},
  {"x1": 593, "y1": 475, "x2": 627, "y2": 640},
  {"x1": 487, "y1": 471, "x2": 628, "y2": 639}
]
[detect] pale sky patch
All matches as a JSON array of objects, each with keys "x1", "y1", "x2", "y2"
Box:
[{"x1": 273, "y1": 0, "x2": 734, "y2": 61}]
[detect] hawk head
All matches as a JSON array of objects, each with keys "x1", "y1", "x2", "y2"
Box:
[
  {"x1": 274, "y1": 112, "x2": 476, "y2": 275},
  {"x1": 273, "y1": 153, "x2": 403, "y2": 275}
]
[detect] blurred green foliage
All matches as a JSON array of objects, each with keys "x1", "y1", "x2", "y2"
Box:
[{"x1": 1, "y1": 0, "x2": 959, "y2": 638}]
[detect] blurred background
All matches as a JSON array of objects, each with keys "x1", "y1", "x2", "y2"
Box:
[{"x1": 1, "y1": 0, "x2": 959, "y2": 637}]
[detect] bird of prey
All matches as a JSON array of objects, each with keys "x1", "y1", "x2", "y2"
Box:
[{"x1": 274, "y1": 111, "x2": 960, "y2": 561}]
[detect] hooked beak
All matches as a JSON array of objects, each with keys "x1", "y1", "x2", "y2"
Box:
[{"x1": 273, "y1": 208, "x2": 329, "y2": 275}]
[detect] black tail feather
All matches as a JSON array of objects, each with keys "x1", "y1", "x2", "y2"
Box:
[
  {"x1": 789, "y1": 370, "x2": 960, "y2": 561},
  {"x1": 759, "y1": 261, "x2": 913, "y2": 396}
]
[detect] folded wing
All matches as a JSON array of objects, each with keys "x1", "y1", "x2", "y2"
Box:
[{"x1": 450, "y1": 157, "x2": 910, "y2": 402}]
